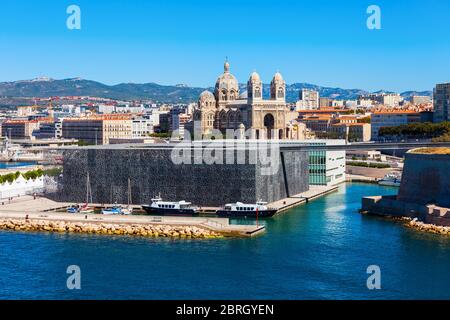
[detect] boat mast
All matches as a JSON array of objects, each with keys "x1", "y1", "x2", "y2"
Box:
[
  {"x1": 86, "y1": 173, "x2": 93, "y2": 204},
  {"x1": 128, "y1": 178, "x2": 131, "y2": 206}
]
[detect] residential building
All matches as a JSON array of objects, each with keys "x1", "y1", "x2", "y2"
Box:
[
  {"x1": 62, "y1": 115, "x2": 132, "y2": 145},
  {"x1": 1, "y1": 120, "x2": 40, "y2": 139},
  {"x1": 433, "y1": 83, "x2": 450, "y2": 122},
  {"x1": 371, "y1": 111, "x2": 421, "y2": 140},
  {"x1": 411, "y1": 95, "x2": 431, "y2": 105},
  {"x1": 132, "y1": 118, "x2": 153, "y2": 137},
  {"x1": 32, "y1": 121, "x2": 57, "y2": 139},
  {"x1": 330, "y1": 123, "x2": 371, "y2": 142},
  {"x1": 319, "y1": 98, "x2": 333, "y2": 108},
  {"x1": 296, "y1": 89, "x2": 319, "y2": 110}
]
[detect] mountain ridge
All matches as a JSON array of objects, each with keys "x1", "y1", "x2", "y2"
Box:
[{"x1": 0, "y1": 78, "x2": 432, "y2": 104}]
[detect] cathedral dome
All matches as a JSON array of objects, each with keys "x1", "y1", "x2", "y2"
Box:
[
  {"x1": 199, "y1": 90, "x2": 215, "y2": 101},
  {"x1": 215, "y1": 61, "x2": 239, "y2": 94}
]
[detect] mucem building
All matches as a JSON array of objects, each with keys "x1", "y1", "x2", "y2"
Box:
[{"x1": 57, "y1": 142, "x2": 310, "y2": 207}]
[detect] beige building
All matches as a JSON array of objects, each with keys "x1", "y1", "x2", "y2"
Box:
[
  {"x1": 62, "y1": 115, "x2": 132, "y2": 145},
  {"x1": 331, "y1": 123, "x2": 371, "y2": 142},
  {"x1": 296, "y1": 89, "x2": 319, "y2": 110},
  {"x1": 411, "y1": 95, "x2": 431, "y2": 105},
  {"x1": 192, "y1": 61, "x2": 300, "y2": 140}
]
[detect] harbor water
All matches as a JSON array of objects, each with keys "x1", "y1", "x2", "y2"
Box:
[
  {"x1": 0, "y1": 162, "x2": 35, "y2": 170},
  {"x1": 1, "y1": 183, "x2": 450, "y2": 299}
]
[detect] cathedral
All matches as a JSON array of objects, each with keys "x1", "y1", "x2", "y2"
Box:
[{"x1": 192, "y1": 61, "x2": 304, "y2": 140}]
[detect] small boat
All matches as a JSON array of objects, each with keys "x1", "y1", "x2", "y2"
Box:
[
  {"x1": 68, "y1": 173, "x2": 95, "y2": 214},
  {"x1": 142, "y1": 196, "x2": 199, "y2": 216},
  {"x1": 121, "y1": 206, "x2": 132, "y2": 215},
  {"x1": 378, "y1": 173, "x2": 402, "y2": 187},
  {"x1": 102, "y1": 206, "x2": 123, "y2": 215},
  {"x1": 79, "y1": 204, "x2": 95, "y2": 214},
  {"x1": 67, "y1": 206, "x2": 80, "y2": 214},
  {"x1": 216, "y1": 201, "x2": 277, "y2": 218}
]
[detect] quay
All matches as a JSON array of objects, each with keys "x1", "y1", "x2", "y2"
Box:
[
  {"x1": 269, "y1": 185, "x2": 339, "y2": 214},
  {"x1": 0, "y1": 196, "x2": 265, "y2": 238}
]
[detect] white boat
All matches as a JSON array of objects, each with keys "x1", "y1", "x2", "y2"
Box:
[
  {"x1": 142, "y1": 196, "x2": 199, "y2": 216},
  {"x1": 216, "y1": 201, "x2": 277, "y2": 218},
  {"x1": 378, "y1": 173, "x2": 402, "y2": 187}
]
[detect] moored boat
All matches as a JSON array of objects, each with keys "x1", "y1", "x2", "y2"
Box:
[
  {"x1": 142, "y1": 196, "x2": 199, "y2": 216},
  {"x1": 378, "y1": 173, "x2": 402, "y2": 187},
  {"x1": 102, "y1": 206, "x2": 123, "y2": 215},
  {"x1": 216, "y1": 201, "x2": 277, "y2": 218}
]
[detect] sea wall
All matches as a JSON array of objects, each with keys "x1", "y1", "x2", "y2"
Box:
[
  {"x1": 361, "y1": 150, "x2": 450, "y2": 229},
  {"x1": 398, "y1": 152, "x2": 450, "y2": 207},
  {"x1": 0, "y1": 218, "x2": 222, "y2": 239},
  {"x1": 56, "y1": 146, "x2": 309, "y2": 206}
]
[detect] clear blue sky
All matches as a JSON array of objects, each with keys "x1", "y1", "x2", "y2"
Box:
[{"x1": 0, "y1": 0, "x2": 448, "y2": 92}]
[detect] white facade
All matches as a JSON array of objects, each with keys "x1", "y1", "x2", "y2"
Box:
[
  {"x1": 98, "y1": 104, "x2": 116, "y2": 114},
  {"x1": 0, "y1": 176, "x2": 44, "y2": 200},
  {"x1": 296, "y1": 89, "x2": 319, "y2": 111},
  {"x1": 304, "y1": 140, "x2": 346, "y2": 187},
  {"x1": 132, "y1": 119, "x2": 153, "y2": 137}
]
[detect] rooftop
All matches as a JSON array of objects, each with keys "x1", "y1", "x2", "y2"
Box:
[{"x1": 410, "y1": 147, "x2": 450, "y2": 155}]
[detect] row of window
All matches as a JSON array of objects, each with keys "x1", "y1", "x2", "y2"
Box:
[{"x1": 158, "y1": 204, "x2": 175, "y2": 209}]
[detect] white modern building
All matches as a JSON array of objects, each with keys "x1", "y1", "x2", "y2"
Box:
[
  {"x1": 132, "y1": 118, "x2": 153, "y2": 137},
  {"x1": 281, "y1": 140, "x2": 346, "y2": 187}
]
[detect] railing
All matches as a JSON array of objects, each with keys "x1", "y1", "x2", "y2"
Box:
[{"x1": 201, "y1": 219, "x2": 225, "y2": 229}]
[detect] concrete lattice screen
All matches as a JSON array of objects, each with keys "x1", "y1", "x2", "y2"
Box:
[{"x1": 56, "y1": 147, "x2": 309, "y2": 207}]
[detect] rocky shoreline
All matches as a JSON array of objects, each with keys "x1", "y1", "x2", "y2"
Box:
[
  {"x1": 405, "y1": 218, "x2": 450, "y2": 236},
  {"x1": 361, "y1": 211, "x2": 450, "y2": 236},
  {"x1": 0, "y1": 218, "x2": 223, "y2": 239}
]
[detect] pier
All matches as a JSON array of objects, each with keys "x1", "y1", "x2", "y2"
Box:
[
  {"x1": 0, "y1": 196, "x2": 265, "y2": 237},
  {"x1": 269, "y1": 185, "x2": 339, "y2": 214}
]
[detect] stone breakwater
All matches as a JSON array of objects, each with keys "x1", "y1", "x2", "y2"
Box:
[
  {"x1": 360, "y1": 212, "x2": 450, "y2": 236},
  {"x1": 0, "y1": 219, "x2": 223, "y2": 239},
  {"x1": 405, "y1": 218, "x2": 450, "y2": 236}
]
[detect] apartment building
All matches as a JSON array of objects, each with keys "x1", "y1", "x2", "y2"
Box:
[
  {"x1": 433, "y1": 83, "x2": 450, "y2": 122},
  {"x1": 62, "y1": 115, "x2": 132, "y2": 145},
  {"x1": 1, "y1": 120, "x2": 40, "y2": 139},
  {"x1": 371, "y1": 111, "x2": 421, "y2": 140}
]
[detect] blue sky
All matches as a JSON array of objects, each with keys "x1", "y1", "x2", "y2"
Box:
[{"x1": 0, "y1": 0, "x2": 448, "y2": 92}]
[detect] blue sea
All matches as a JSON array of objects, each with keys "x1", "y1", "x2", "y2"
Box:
[
  {"x1": 0, "y1": 162, "x2": 35, "y2": 170},
  {"x1": 1, "y1": 183, "x2": 449, "y2": 300}
]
